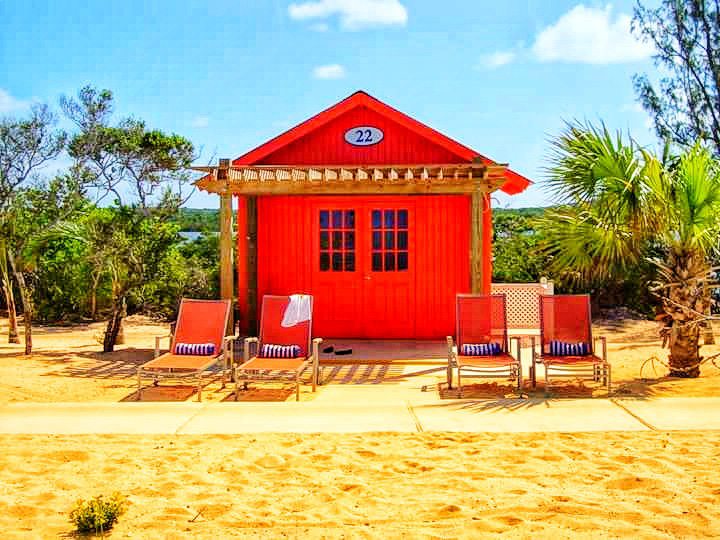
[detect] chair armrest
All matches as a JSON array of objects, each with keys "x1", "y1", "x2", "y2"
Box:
[
  {"x1": 155, "y1": 334, "x2": 172, "y2": 359},
  {"x1": 509, "y1": 336, "x2": 521, "y2": 364},
  {"x1": 243, "y1": 337, "x2": 259, "y2": 363},
  {"x1": 223, "y1": 335, "x2": 238, "y2": 368},
  {"x1": 594, "y1": 336, "x2": 608, "y2": 362}
]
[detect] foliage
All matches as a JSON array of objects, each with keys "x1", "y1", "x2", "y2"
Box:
[
  {"x1": 0, "y1": 104, "x2": 67, "y2": 212},
  {"x1": 61, "y1": 85, "x2": 195, "y2": 209},
  {"x1": 170, "y1": 208, "x2": 220, "y2": 231},
  {"x1": 69, "y1": 493, "x2": 126, "y2": 533},
  {"x1": 492, "y1": 210, "x2": 550, "y2": 283},
  {"x1": 633, "y1": 0, "x2": 720, "y2": 154},
  {"x1": 543, "y1": 120, "x2": 720, "y2": 376}
]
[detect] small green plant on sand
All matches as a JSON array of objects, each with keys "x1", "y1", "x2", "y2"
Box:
[{"x1": 69, "y1": 493, "x2": 126, "y2": 534}]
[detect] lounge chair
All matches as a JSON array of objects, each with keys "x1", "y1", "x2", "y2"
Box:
[
  {"x1": 137, "y1": 298, "x2": 236, "y2": 401},
  {"x1": 446, "y1": 294, "x2": 522, "y2": 397},
  {"x1": 531, "y1": 294, "x2": 610, "y2": 395},
  {"x1": 235, "y1": 295, "x2": 322, "y2": 401}
]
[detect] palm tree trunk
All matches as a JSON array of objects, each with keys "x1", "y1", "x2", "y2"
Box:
[
  {"x1": 2, "y1": 282, "x2": 20, "y2": 344},
  {"x1": 0, "y1": 243, "x2": 19, "y2": 344},
  {"x1": 668, "y1": 322, "x2": 702, "y2": 377},
  {"x1": 10, "y1": 264, "x2": 32, "y2": 355},
  {"x1": 103, "y1": 296, "x2": 127, "y2": 353}
]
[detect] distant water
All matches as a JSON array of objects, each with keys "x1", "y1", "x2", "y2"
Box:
[{"x1": 179, "y1": 231, "x2": 218, "y2": 242}]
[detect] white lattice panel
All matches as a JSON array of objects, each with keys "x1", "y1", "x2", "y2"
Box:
[{"x1": 491, "y1": 282, "x2": 554, "y2": 330}]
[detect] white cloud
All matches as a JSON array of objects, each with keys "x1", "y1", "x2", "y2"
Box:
[
  {"x1": 310, "y1": 22, "x2": 329, "y2": 32},
  {"x1": 190, "y1": 116, "x2": 209, "y2": 128},
  {"x1": 313, "y1": 64, "x2": 346, "y2": 79},
  {"x1": 532, "y1": 4, "x2": 654, "y2": 64},
  {"x1": 288, "y1": 0, "x2": 407, "y2": 30},
  {"x1": 479, "y1": 51, "x2": 516, "y2": 69},
  {"x1": 0, "y1": 88, "x2": 30, "y2": 115}
]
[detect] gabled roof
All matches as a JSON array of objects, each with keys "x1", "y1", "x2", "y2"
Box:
[{"x1": 233, "y1": 91, "x2": 531, "y2": 195}]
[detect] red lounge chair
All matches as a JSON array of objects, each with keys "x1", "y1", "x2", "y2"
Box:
[
  {"x1": 235, "y1": 295, "x2": 322, "y2": 401},
  {"x1": 446, "y1": 294, "x2": 521, "y2": 397},
  {"x1": 532, "y1": 294, "x2": 610, "y2": 395},
  {"x1": 136, "y1": 298, "x2": 235, "y2": 401}
]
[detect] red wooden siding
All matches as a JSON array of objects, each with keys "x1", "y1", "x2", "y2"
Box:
[
  {"x1": 256, "y1": 106, "x2": 464, "y2": 166},
  {"x1": 253, "y1": 194, "x2": 470, "y2": 339}
]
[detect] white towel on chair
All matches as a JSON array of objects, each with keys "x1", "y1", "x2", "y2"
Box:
[{"x1": 281, "y1": 294, "x2": 312, "y2": 327}]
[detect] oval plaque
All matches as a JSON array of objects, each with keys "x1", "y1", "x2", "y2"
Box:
[{"x1": 344, "y1": 126, "x2": 384, "y2": 146}]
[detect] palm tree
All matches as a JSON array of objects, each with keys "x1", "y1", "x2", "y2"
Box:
[{"x1": 544, "y1": 122, "x2": 720, "y2": 377}]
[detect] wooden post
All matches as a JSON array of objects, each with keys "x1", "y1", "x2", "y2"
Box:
[
  {"x1": 482, "y1": 193, "x2": 493, "y2": 294},
  {"x1": 470, "y1": 190, "x2": 483, "y2": 293},
  {"x1": 219, "y1": 188, "x2": 234, "y2": 332}
]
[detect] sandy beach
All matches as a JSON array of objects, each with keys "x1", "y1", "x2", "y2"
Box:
[
  {"x1": 1, "y1": 315, "x2": 720, "y2": 402},
  {"x1": 0, "y1": 431, "x2": 718, "y2": 538},
  {"x1": 2, "y1": 316, "x2": 720, "y2": 538}
]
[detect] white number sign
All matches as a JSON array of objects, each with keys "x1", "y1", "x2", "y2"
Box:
[{"x1": 344, "y1": 126, "x2": 384, "y2": 146}]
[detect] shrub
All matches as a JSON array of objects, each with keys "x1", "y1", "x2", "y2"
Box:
[{"x1": 69, "y1": 493, "x2": 126, "y2": 533}]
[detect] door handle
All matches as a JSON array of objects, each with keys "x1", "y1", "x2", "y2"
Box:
[{"x1": 364, "y1": 275, "x2": 372, "y2": 280}]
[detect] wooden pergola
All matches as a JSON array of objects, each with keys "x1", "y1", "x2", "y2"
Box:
[{"x1": 192, "y1": 160, "x2": 509, "y2": 331}]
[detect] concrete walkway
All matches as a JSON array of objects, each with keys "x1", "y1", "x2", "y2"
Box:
[{"x1": 1, "y1": 397, "x2": 720, "y2": 434}]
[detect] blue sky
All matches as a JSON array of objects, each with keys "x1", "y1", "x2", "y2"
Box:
[{"x1": 1, "y1": 0, "x2": 660, "y2": 208}]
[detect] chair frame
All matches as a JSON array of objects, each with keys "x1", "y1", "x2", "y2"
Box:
[
  {"x1": 234, "y1": 295, "x2": 322, "y2": 401},
  {"x1": 531, "y1": 294, "x2": 611, "y2": 395},
  {"x1": 136, "y1": 298, "x2": 237, "y2": 402},
  {"x1": 446, "y1": 294, "x2": 522, "y2": 397}
]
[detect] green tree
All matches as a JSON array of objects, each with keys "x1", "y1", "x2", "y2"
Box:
[
  {"x1": 61, "y1": 86, "x2": 195, "y2": 351},
  {"x1": 0, "y1": 104, "x2": 67, "y2": 349},
  {"x1": 543, "y1": 121, "x2": 720, "y2": 377},
  {"x1": 633, "y1": 0, "x2": 720, "y2": 154}
]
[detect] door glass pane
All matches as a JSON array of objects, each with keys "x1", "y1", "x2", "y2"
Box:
[
  {"x1": 397, "y1": 231, "x2": 408, "y2": 250},
  {"x1": 369, "y1": 208, "x2": 409, "y2": 272},
  {"x1": 332, "y1": 210, "x2": 343, "y2": 228},
  {"x1": 319, "y1": 208, "x2": 355, "y2": 272},
  {"x1": 397, "y1": 252, "x2": 408, "y2": 271},
  {"x1": 372, "y1": 252, "x2": 382, "y2": 271},
  {"x1": 332, "y1": 231, "x2": 343, "y2": 249},
  {"x1": 332, "y1": 252, "x2": 343, "y2": 271},
  {"x1": 372, "y1": 231, "x2": 382, "y2": 250},
  {"x1": 397, "y1": 209, "x2": 408, "y2": 229},
  {"x1": 384, "y1": 210, "x2": 395, "y2": 228},
  {"x1": 320, "y1": 252, "x2": 330, "y2": 271}
]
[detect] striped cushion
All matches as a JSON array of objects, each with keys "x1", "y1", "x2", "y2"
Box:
[
  {"x1": 461, "y1": 343, "x2": 502, "y2": 356},
  {"x1": 174, "y1": 342, "x2": 216, "y2": 356},
  {"x1": 548, "y1": 341, "x2": 590, "y2": 356},
  {"x1": 259, "y1": 344, "x2": 302, "y2": 358}
]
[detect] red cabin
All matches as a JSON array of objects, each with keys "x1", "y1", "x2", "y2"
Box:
[{"x1": 194, "y1": 91, "x2": 530, "y2": 339}]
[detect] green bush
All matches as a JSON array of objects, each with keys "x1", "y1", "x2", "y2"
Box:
[{"x1": 69, "y1": 493, "x2": 126, "y2": 533}]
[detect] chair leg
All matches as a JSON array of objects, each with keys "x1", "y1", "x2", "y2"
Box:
[
  {"x1": 607, "y1": 364, "x2": 612, "y2": 395},
  {"x1": 447, "y1": 362, "x2": 453, "y2": 390},
  {"x1": 197, "y1": 373, "x2": 202, "y2": 402},
  {"x1": 517, "y1": 365, "x2": 522, "y2": 393},
  {"x1": 544, "y1": 364, "x2": 550, "y2": 397},
  {"x1": 457, "y1": 368, "x2": 462, "y2": 398},
  {"x1": 234, "y1": 370, "x2": 239, "y2": 401},
  {"x1": 296, "y1": 371, "x2": 300, "y2": 402},
  {"x1": 137, "y1": 369, "x2": 142, "y2": 401}
]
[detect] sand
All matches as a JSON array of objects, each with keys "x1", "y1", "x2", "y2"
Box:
[
  {"x1": 0, "y1": 431, "x2": 718, "y2": 538},
  {"x1": 1, "y1": 315, "x2": 720, "y2": 402}
]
